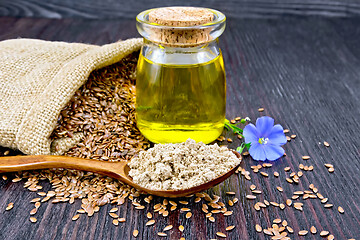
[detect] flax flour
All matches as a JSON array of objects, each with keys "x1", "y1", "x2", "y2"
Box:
[{"x1": 128, "y1": 139, "x2": 240, "y2": 190}]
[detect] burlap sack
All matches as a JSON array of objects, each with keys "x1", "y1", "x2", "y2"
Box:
[{"x1": 0, "y1": 38, "x2": 142, "y2": 155}]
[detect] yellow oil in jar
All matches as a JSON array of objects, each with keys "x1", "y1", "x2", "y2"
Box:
[{"x1": 136, "y1": 52, "x2": 226, "y2": 144}]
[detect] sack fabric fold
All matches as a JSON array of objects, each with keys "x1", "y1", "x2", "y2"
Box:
[{"x1": 0, "y1": 38, "x2": 142, "y2": 155}]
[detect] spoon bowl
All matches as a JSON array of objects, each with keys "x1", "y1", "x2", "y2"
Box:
[{"x1": 0, "y1": 151, "x2": 241, "y2": 198}]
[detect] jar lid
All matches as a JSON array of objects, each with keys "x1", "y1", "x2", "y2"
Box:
[
  {"x1": 136, "y1": 7, "x2": 226, "y2": 47},
  {"x1": 148, "y1": 7, "x2": 214, "y2": 27}
]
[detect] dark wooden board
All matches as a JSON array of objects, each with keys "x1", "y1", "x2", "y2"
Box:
[
  {"x1": 0, "y1": 16, "x2": 359, "y2": 240},
  {"x1": 1, "y1": 0, "x2": 360, "y2": 19}
]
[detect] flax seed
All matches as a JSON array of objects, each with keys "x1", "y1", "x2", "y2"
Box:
[
  {"x1": 298, "y1": 230, "x2": 308, "y2": 236},
  {"x1": 328, "y1": 167, "x2": 334, "y2": 173},
  {"x1": 216, "y1": 232, "x2": 226, "y2": 238},
  {"x1": 157, "y1": 232, "x2": 167, "y2": 237},
  {"x1": 328, "y1": 235, "x2": 334, "y2": 240},
  {"x1": 163, "y1": 225, "x2": 173, "y2": 231},
  {"x1": 277, "y1": 186, "x2": 283, "y2": 192},
  {"x1": 284, "y1": 167, "x2": 291, "y2": 172},
  {"x1": 274, "y1": 171, "x2": 279, "y2": 177},
  {"x1": 286, "y1": 199, "x2": 292, "y2": 206},
  {"x1": 255, "y1": 224, "x2": 262, "y2": 232},
  {"x1": 338, "y1": 206, "x2": 344, "y2": 213},
  {"x1": 179, "y1": 225, "x2": 185, "y2": 232},
  {"x1": 302, "y1": 156, "x2": 310, "y2": 160},
  {"x1": 258, "y1": 108, "x2": 264, "y2": 112},
  {"x1": 146, "y1": 220, "x2": 155, "y2": 226},
  {"x1": 324, "y1": 163, "x2": 333, "y2": 168},
  {"x1": 250, "y1": 185, "x2": 256, "y2": 190},
  {"x1": 186, "y1": 212, "x2": 192, "y2": 218},
  {"x1": 260, "y1": 172, "x2": 269, "y2": 177},
  {"x1": 324, "y1": 204, "x2": 333, "y2": 208},
  {"x1": 324, "y1": 141, "x2": 330, "y2": 147},
  {"x1": 30, "y1": 208, "x2": 37, "y2": 215},
  {"x1": 133, "y1": 230, "x2": 139, "y2": 237},
  {"x1": 209, "y1": 217, "x2": 215, "y2": 222},
  {"x1": 5, "y1": 202, "x2": 13, "y2": 211},
  {"x1": 246, "y1": 195, "x2": 256, "y2": 200},
  {"x1": 263, "y1": 229, "x2": 273, "y2": 235}
]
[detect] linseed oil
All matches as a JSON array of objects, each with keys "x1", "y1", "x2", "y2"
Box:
[{"x1": 136, "y1": 51, "x2": 226, "y2": 144}]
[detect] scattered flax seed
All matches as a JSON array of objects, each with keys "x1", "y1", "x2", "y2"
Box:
[
  {"x1": 2, "y1": 175, "x2": 7, "y2": 180},
  {"x1": 246, "y1": 195, "x2": 256, "y2": 200},
  {"x1": 298, "y1": 230, "x2": 308, "y2": 236},
  {"x1": 308, "y1": 165, "x2": 314, "y2": 171},
  {"x1": 186, "y1": 212, "x2": 192, "y2": 218},
  {"x1": 6, "y1": 202, "x2": 13, "y2": 211},
  {"x1": 181, "y1": 208, "x2": 191, "y2": 212},
  {"x1": 270, "y1": 202, "x2": 279, "y2": 207},
  {"x1": 72, "y1": 214, "x2": 80, "y2": 221},
  {"x1": 258, "y1": 108, "x2": 264, "y2": 112},
  {"x1": 338, "y1": 206, "x2": 344, "y2": 213},
  {"x1": 273, "y1": 219, "x2": 282, "y2": 224},
  {"x1": 279, "y1": 203, "x2": 285, "y2": 210},
  {"x1": 208, "y1": 217, "x2": 215, "y2": 222},
  {"x1": 242, "y1": 151, "x2": 249, "y2": 156},
  {"x1": 286, "y1": 178, "x2": 293, "y2": 183},
  {"x1": 227, "y1": 138, "x2": 233, "y2": 143},
  {"x1": 226, "y1": 191, "x2": 236, "y2": 195},
  {"x1": 255, "y1": 224, "x2": 262, "y2": 232},
  {"x1": 324, "y1": 204, "x2": 333, "y2": 208},
  {"x1": 328, "y1": 167, "x2": 334, "y2": 173},
  {"x1": 286, "y1": 199, "x2": 292, "y2": 206},
  {"x1": 230, "y1": 119, "x2": 236, "y2": 124},
  {"x1": 250, "y1": 185, "x2": 256, "y2": 190},
  {"x1": 30, "y1": 217, "x2": 37, "y2": 223},
  {"x1": 12, "y1": 178, "x2": 22, "y2": 183},
  {"x1": 179, "y1": 201, "x2": 189, "y2": 205},
  {"x1": 228, "y1": 200, "x2": 234, "y2": 206},
  {"x1": 287, "y1": 226, "x2": 294, "y2": 233},
  {"x1": 109, "y1": 213, "x2": 119, "y2": 218},
  {"x1": 310, "y1": 226, "x2": 317, "y2": 234},
  {"x1": 274, "y1": 171, "x2": 279, "y2": 177},
  {"x1": 263, "y1": 163, "x2": 272, "y2": 168},
  {"x1": 109, "y1": 208, "x2": 118, "y2": 213},
  {"x1": 146, "y1": 220, "x2": 155, "y2": 226},
  {"x1": 283, "y1": 129, "x2": 290, "y2": 133},
  {"x1": 291, "y1": 134, "x2": 297, "y2": 139},
  {"x1": 194, "y1": 197, "x2": 201, "y2": 203},
  {"x1": 118, "y1": 218, "x2": 126, "y2": 223},
  {"x1": 30, "y1": 208, "x2": 37, "y2": 215},
  {"x1": 133, "y1": 230, "x2": 139, "y2": 238},
  {"x1": 112, "y1": 219, "x2": 119, "y2": 226},
  {"x1": 163, "y1": 225, "x2": 173, "y2": 231},
  {"x1": 226, "y1": 225, "x2": 235, "y2": 231},
  {"x1": 328, "y1": 235, "x2": 334, "y2": 240},
  {"x1": 34, "y1": 202, "x2": 41, "y2": 208},
  {"x1": 284, "y1": 167, "x2": 291, "y2": 172},
  {"x1": 147, "y1": 212, "x2": 152, "y2": 218},
  {"x1": 294, "y1": 191, "x2": 304, "y2": 195},
  {"x1": 30, "y1": 198, "x2": 41, "y2": 203},
  {"x1": 286, "y1": 136, "x2": 291, "y2": 142},
  {"x1": 252, "y1": 190, "x2": 262, "y2": 194},
  {"x1": 276, "y1": 186, "x2": 283, "y2": 192},
  {"x1": 260, "y1": 172, "x2": 269, "y2": 177},
  {"x1": 157, "y1": 232, "x2": 167, "y2": 237},
  {"x1": 320, "y1": 231, "x2": 329, "y2": 237},
  {"x1": 321, "y1": 198, "x2": 328, "y2": 204},
  {"x1": 233, "y1": 198, "x2": 239, "y2": 204},
  {"x1": 170, "y1": 206, "x2": 177, "y2": 211},
  {"x1": 324, "y1": 141, "x2": 330, "y2": 147},
  {"x1": 302, "y1": 155, "x2": 310, "y2": 160},
  {"x1": 324, "y1": 163, "x2": 334, "y2": 168},
  {"x1": 263, "y1": 229, "x2": 273, "y2": 235},
  {"x1": 179, "y1": 225, "x2": 185, "y2": 232},
  {"x1": 216, "y1": 232, "x2": 227, "y2": 238},
  {"x1": 224, "y1": 211, "x2": 233, "y2": 216}
]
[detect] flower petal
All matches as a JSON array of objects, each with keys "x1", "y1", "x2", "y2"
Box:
[
  {"x1": 243, "y1": 123, "x2": 259, "y2": 144},
  {"x1": 256, "y1": 116, "x2": 274, "y2": 137},
  {"x1": 249, "y1": 142, "x2": 266, "y2": 161},
  {"x1": 268, "y1": 124, "x2": 287, "y2": 145},
  {"x1": 263, "y1": 144, "x2": 285, "y2": 161}
]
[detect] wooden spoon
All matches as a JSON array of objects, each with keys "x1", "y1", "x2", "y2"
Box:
[{"x1": 0, "y1": 152, "x2": 241, "y2": 198}]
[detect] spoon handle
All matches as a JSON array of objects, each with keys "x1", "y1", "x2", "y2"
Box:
[{"x1": 0, "y1": 155, "x2": 127, "y2": 180}]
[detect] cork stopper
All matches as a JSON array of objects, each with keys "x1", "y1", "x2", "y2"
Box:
[{"x1": 147, "y1": 7, "x2": 215, "y2": 46}]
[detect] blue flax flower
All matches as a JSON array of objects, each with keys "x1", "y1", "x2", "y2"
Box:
[{"x1": 243, "y1": 116, "x2": 287, "y2": 161}]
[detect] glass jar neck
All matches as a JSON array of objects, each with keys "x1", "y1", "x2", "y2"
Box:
[{"x1": 141, "y1": 39, "x2": 221, "y2": 65}]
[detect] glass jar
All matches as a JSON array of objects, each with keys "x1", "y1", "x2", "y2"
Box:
[{"x1": 135, "y1": 7, "x2": 226, "y2": 144}]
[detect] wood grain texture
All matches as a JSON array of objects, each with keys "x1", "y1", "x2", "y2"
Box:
[
  {"x1": 0, "y1": 16, "x2": 359, "y2": 239},
  {"x1": 1, "y1": 0, "x2": 360, "y2": 19}
]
